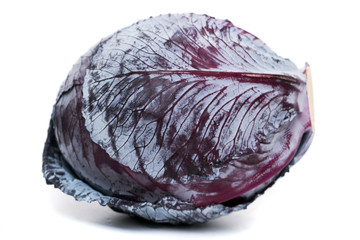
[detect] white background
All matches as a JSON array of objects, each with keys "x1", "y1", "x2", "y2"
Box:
[{"x1": 1, "y1": 0, "x2": 359, "y2": 239}]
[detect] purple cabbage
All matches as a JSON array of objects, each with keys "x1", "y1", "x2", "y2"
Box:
[{"x1": 43, "y1": 13, "x2": 314, "y2": 224}]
